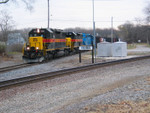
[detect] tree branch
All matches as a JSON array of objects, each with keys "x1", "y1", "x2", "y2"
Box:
[{"x1": 0, "y1": 0, "x2": 9, "y2": 4}]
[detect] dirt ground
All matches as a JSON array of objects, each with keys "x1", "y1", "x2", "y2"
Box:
[
  {"x1": 80, "y1": 77, "x2": 150, "y2": 113},
  {"x1": 84, "y1": 100, "x2": 150, "y2": 113},
  {"x1": 0, "y1": 53, "x2": 23, "y2": 68},
  {"x1": 84, "y1": 80, "x2": 150, "y2": 113}
]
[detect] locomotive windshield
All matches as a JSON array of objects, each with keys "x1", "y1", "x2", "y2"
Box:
[
  {"x1": 29, "y1": 29, "x2": 53, "y2": 39},
  {"x1": 66, "y1": 32, "x2": 76, "y2": 39}
]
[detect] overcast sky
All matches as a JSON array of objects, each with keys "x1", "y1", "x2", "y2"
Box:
[{"x1": 0, "y1": 0, "x2": 149, "y2": 29}]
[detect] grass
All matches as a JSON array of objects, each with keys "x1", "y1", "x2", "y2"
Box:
[
  {"x1": 146, "y1": 44, "x2": 150, "y2": 48},
  {"x1": 127, "y1": 52, "x2": 150, "y2": 56},
  {"x1": 127, "y1": 43, "x2": 136, "y2": 49},
  {"x1": 127, "y1": 43, "x2": 150, "y2": 49},
  {"x1": 7, "y1": 52, "x2": 22, "y2": 55}
]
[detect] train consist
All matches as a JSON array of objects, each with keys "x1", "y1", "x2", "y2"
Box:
[{"x1": 22, "y1": 28, "x2": 93, "y2": 63}]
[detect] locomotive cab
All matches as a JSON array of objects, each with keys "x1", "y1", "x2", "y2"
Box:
[
  {"x1": 22, "y1": 28, "x2": 53, "y2": 63},
  {"x1": 66, "y1": 32, "x2": 76, "y2": 50}
]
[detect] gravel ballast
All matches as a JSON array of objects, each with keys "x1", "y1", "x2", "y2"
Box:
[
  {"x1": 0, "y1": 58, "x2": 150, "y2": 113},
  {"x1": 1, "y1": 45, "x2": 150, "y2": 112},
  {"x1": 0, "y1": 52, "x2": 116, "y2": 82}
]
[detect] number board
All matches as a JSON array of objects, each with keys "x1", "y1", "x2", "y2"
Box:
[
  {"x1": 33, "y1": 38, "x2": 38, "y2": 42},
  {"x1": 79, "y1": 46, "x2": 93, "y2": 50}
]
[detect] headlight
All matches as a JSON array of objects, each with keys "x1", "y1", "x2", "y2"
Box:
[
  {"x1": 36, "y1": 47, "x2": 39, "y2": 50},
  {"x1": 27, "y1": 47, "x2": 30, "y2": 50},
  {"x1": 37, "y1": 29, "x2": 40, "y2": 33}
]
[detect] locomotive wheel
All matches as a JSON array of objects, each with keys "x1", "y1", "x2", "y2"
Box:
[
  {"x1": 52, "y1": 51, "x2": 58, "y2": 59},
  {"x1": 46, "y1": 53, "x2": 51, "y2": 60},
  {"x1": 52, "y1": 53, "x2": 55, "y2": 59},
  {"x1": 64, "y1": 49, "x2": 69, "y2": 56}
]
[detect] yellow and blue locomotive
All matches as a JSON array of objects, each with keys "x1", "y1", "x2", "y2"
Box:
[{"x1": 22, "y1": 28, "x2": 83, "y2": 62}]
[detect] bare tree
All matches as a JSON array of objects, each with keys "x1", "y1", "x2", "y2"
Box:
[
  {"x1": 118, "y1": 22, "x2": 135, "y2": 43},
  {"x1": 144, "y1": 3, "x2": 150, "y2": 24},
  {"x1": 0, "y1": 0, "x2": 9, "y2": 4},
  {"x1": 0, "y1": 11, "x2": 15, "y2": 43},
  {"x1": 19, "y1": 28, "x2": 31, "y2": 42},
  {"x1": 0, "y1": 0, "x2": 35, "y2": 11},
  {"x1": 143, "y1": 3, "x2": 150, "y2": 44},
  {"x1": 20, "y1": 0, "x2": 35, "y2": 11}
]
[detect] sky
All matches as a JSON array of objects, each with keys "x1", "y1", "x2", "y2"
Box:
[{"x1": 0, "y1": 0, "x2": 149, "y2": 30}]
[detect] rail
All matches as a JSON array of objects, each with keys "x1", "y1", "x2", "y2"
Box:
[
  {"x1": 0, "y1": 63, "x2": 33, "y2": 73},
  {"x1": 0, "y1": 55, "x2": 150, "y2": 90}
]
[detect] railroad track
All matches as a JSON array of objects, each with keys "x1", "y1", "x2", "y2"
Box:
[
  {"x1": 0, "y1": 55, "x2": 150, "y2": 90},
  {"x1": 0, "y1": 51, "x2": 79, "y2": 73},
  {"x1": 0, "y1": 63, "x2": 33, "y2": 73}
]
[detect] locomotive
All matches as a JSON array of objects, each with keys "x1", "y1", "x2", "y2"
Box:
[{"x1": 22, "y1": 28, "x2": 83, "y2": 63}]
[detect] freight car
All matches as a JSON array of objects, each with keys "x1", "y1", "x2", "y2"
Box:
[
  {"x1": 82, "y1": 33, "x2": 93, "y2": 45},
  {"x1": 22, "y1": 28, "x2": 83, "y2": 63},
  {"x1": 96, "y1": 36, "x2": 119, "y2": 43}
]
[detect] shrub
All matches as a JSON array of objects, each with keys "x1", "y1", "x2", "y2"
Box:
[
  {"x1": 0, "y1": 42, "x2": 6, "y2": 54},
  {"x1": 7, "y1": 44, "x2": 23, "y2": 53}
]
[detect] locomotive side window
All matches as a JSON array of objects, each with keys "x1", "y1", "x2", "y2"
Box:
[{"x1": 50, "y1": 33, "x2": 53, "y2": 38}]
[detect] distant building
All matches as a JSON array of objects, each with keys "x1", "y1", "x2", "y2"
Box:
[{"x1": 7, "y1": 33, "x2": 25, "y2": 45}]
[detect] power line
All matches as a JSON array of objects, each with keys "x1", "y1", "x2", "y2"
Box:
[
  {"x1": 51, "y1": 19, "x2": 144, "y2": 23},
  {"x1": 17, "y1": 18, "x2": 146, "y2": 27}
]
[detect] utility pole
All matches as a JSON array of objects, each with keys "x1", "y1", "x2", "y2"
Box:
[
  {"x1": 48, "y1": 0, "x2": 50, "y2": 28},
  {"x1": 111, "y1": 16, "x2": 113, "y2": 43},
  {"x1": 92, "y1": 0, "x2": 96, "y2": 63}
]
